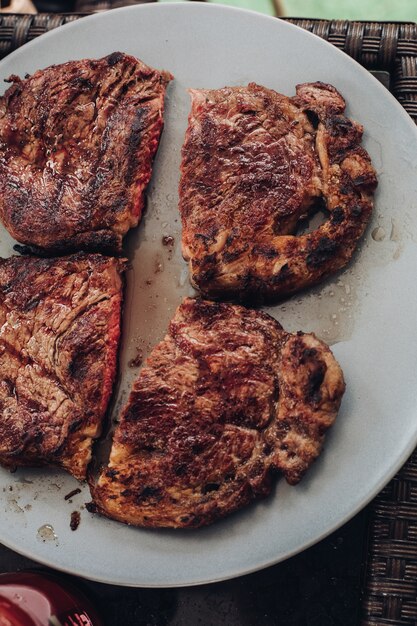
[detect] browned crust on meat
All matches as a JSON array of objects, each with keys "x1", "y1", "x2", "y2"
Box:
[
  {"x1": 0, "y1": 52, "x2": 172, "y2": 253},
  {"x1": 179, "y1": 81, "x2": 377, "y2": 302},
  {"x1": 90, "y1": 298, "x2": 345, "y2": 528},
  {"x1": 0, "y1": 253, "x2": 126, "y2": 479}
]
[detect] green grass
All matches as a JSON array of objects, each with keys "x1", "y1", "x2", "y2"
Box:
[
  {"x1": 284, "y1": 0, "x2": 417, "y2": 21},
  {"x1": 160, "y1": 0, "x2": 275, "y2": 16},
  {"x1": 162, "y1": 0, "x2": 417, "y2": 21}
]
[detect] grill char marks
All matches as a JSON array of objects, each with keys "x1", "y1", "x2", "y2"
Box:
[
  {"x1": 179, "y1": 81, "x2": 377, "y2": 302},
  {"x1": 0, "y1": 53, "x2": 172, "y2": 254},
  {"x1": 90, "y1": 298, "x2": 345, "y2": 528},
  {"x1": 0, "y1": 253, "x2": 125, "y2": 479}
]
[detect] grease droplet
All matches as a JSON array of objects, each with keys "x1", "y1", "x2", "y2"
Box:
[
  {"x1": 162, "y1": 235, "x2": 175, "y2": 247},
  {"x1": 37, "y1": 524, "x2": 58, "y2": 543},
  {"x1": 372, "y1": 226, "x2": 386, "y2": 242},
  {"x1": 390, "y1": 219, "x2": 400, "y2": 242}
]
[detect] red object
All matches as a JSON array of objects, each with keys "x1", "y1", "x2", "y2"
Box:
[{"x1": 0, "y1": 571, "x2": 103, "y2": 626}]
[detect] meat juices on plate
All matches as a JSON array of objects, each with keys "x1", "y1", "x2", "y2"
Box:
[
  {"x1": 0, "y1": 253, "x2": 125, "y2": 479},
  {"x1": 90, "y1": 298, "x2": 345, "y2": 528},
  {"x1": 0, "y1": 52, "x2": 172, "y2": 253},
  {"x1": 179, "y1": 82, "x2": 377, "y2": 302}
]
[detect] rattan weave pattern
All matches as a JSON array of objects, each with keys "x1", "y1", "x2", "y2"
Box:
[
  {"x1": 74, "y1": 0, "x2": 156, "y2": 14},
  {"x1": 284, "y1": 19, "x2": 417, "y2": 122},
  {"x1": 0, "y1": 13, "x2": 416, "y2": 626},
  {"x1": 362, "y1": 456, "x2": 417, "y2": 625},
  {"x1": 0, "y1": 13, "x2": 80, "y2": 58}
]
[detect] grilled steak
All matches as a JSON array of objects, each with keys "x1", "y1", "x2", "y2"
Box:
[
  {"x1": 90, "y1": 298, "x2": 345, "y2": 528},
  {"x1": 0, "y1": 52, "x2": 172, "y2": 254},
  {"x1": 0, "y1": 253, "x2": 125, "y2": 479},
  {"x1": 179, "y1": 82, "x2": 377, "y2": 301}
]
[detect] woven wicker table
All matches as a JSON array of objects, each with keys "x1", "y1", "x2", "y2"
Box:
[{"x1": 0, "y1": 11, "x2": 416, "y2": 626}]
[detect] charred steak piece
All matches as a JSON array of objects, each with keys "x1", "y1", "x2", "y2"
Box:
[
  {"x1": 179, "y1": 82, "x2": 377, "y2": 301},
  {"x1": 0, "y1": 52, "x2": 172, "y2": 254},
  {"x1": 90, "y1": 298, "x2": 345, "y2": 528},
  {"x1": 0, "y1": 253, "x2": 125, "y2": 479}
]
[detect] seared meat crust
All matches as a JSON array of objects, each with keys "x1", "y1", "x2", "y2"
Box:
[
  {"x1": 90, "y1": 298, "x2": 345, "y2": 528},
  {"x1": 0, "y1": 253, "x2": 125, "y2": 479},
  {"x1": 179, "y1": 82, "x2": 377, "y2": 301},
  {"x1": 0, "y1": 52, "x2": 172, "y2": 253}
]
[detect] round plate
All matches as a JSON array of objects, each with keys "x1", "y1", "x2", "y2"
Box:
[{"x1": 1, "y1": 4, "x2": 417, "y2": 587}]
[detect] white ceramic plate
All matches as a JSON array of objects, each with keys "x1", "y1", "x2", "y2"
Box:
[{"x1": 1, "y1": 3, "x2": 417, "y2": 587}]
